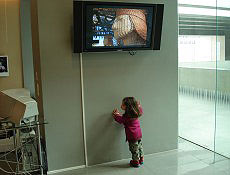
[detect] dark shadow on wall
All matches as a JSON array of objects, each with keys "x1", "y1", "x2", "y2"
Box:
[{"x1": 86, "y1": 112, "x2": 128, "y2": 165}]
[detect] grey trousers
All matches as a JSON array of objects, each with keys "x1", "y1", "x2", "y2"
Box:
[{"x1": 128, "y1": 140, "x2": 144, "y2": 161}]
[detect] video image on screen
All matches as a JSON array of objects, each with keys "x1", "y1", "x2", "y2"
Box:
[{"x1": 91, "y1": 8, "x2": 149, "y2": 47}]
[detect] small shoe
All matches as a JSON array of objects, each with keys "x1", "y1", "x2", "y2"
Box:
[
  {"x1": 130, "y1": 160, "x2": 140, "y2": 168},
  {"x1": 139, "y1": 157, "x2": 144, "y2": 165}
]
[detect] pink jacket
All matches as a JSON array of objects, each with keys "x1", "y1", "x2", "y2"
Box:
[{"x1": 114, "y1": 107, "x2": 143, "y2": 142}]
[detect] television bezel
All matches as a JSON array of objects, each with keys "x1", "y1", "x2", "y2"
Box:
[{"x1": 73, "y1": 1, "x2": 164, "y2": 53}]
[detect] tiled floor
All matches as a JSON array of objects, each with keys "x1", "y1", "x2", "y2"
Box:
[{"x1": 54, "y1": 138, "x2": 230, "y2": 175}]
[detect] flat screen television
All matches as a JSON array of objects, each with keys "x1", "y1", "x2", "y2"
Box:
[{"x1": 73, "y1": 1, "x2": 164, "y2": 53}]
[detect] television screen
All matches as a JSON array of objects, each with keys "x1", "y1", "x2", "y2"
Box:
[
  {"x1": 85, "y1": 6, "x2": 153, "y2": 49},
  {"x1": 73, "y1": 1, "x2": 164, "y2": 53}
]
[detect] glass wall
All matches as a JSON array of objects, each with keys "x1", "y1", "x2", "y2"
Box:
[
  {"x1": 216, "y1": 1, "x2": 230, "y2": 158},
  {"x1": 178, "y1": 0, "x2": 230, "y2": 158}
]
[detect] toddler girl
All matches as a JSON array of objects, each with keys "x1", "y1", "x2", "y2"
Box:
[{"x1": 112, "y1": 97, "x2": 144, "y2": 167}]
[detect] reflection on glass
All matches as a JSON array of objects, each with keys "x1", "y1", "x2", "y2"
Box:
[
  {"x1": 178, "y1": 0, "x2": 217, "y2": 152},
  {"x1": 179, "y1": 0, "x2": 230, "y2": 8},
  {"x1": 179, "y1": 35, "x2": 225, "y2": 62},
  {"x1": 215, "y1": 0, "x2": 230, "y2": 158},
  {"x1": 179, "y1": 7, "x2": 230, "y2": 17},
  {"x1": 178, "y1": 0, "x2": 230, "y2": 159}
]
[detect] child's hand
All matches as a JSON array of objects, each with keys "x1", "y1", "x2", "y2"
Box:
[
  {"x1": 112, "y1": 108, "x2": 120, "y2": 116},
  {"x1": 137, "y1": 100, "x2": 143, "y2": 116}
]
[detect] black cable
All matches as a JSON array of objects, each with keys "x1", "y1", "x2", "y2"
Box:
[
  {"x1": 129, "y1": 50, "x2": 137, "y2": 56},
  {"x1": 21, "y1": 120, "x2": 43, "y2": 171}
]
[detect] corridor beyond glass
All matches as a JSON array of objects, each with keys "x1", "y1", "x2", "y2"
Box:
[{"x1": 178, "y1": 0, "x2": 230, "y2": 158}]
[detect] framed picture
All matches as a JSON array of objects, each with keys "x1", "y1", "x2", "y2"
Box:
[{"x1": 0, "y1": 56, "x2": 9, "y2": 77}]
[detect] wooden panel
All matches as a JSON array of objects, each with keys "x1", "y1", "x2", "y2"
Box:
[
  {"x1": 0, "y1": 0, "x2": 23, "y2": 90},
  {"x1": 30, "y1": 0, "x2": 46, "y2": 138}
]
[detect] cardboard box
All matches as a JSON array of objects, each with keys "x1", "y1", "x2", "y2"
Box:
[{"x1": 0, "y1": 91, "x2": 26, "y2": 124}]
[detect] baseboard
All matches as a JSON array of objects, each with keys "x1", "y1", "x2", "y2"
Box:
[
  {"x1": 90, "y1": 148, "x2": 178, "y2": 167},
  {"x1": 47, "y1": 149, "x2": 178, "y2": 174},
  {"x1": 47, "y1": 165, "x2": 86, "y2": 174}
]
